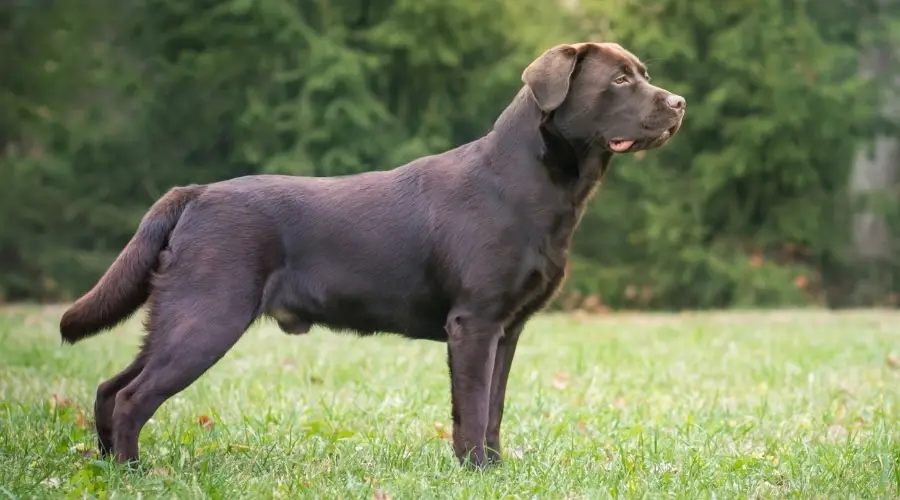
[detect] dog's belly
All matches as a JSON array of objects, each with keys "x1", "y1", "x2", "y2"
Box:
[
  {"x1": 262, "y1": 267, "x2": 451, "y2": 341},
  {"x1": 270, "y1": 300, "x2": 449, "y2": 341}
]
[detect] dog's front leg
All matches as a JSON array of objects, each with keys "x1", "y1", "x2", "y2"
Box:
[
  {"x1": 445, "y1": 312, "x2": 501, "y2": 468},
  {"x1": 485, "y1": 323, "x2": 523, "y2": 463}
]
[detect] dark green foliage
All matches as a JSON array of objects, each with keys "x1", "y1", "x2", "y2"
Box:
[
  {"x1": 0, "y1": 0, "x2": 896, "y2": 308},
  {"x1": 562, "y1": 0, "x2": 896, "y2": 310}
]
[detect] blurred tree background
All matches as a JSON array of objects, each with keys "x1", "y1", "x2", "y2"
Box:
[{"x1": 1, "y1": 0, "x2": 898, "y2": 310}]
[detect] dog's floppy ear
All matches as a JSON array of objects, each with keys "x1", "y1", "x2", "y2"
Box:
[{"x1": 521, "y1": 44, "x2": 580, "y2": 113}]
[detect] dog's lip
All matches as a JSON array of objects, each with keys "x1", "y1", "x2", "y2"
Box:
[{"x1": 654, "y1": 124, "x2": 679, "y2": 143}]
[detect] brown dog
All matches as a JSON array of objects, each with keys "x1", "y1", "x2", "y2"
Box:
[{"x1": 60, "y1": 42, "x2": 685, "y2": 468}]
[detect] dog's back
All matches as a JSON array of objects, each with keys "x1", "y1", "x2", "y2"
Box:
[{"x1": 191, "y1": 169, "x2": 457, "y2": 339}]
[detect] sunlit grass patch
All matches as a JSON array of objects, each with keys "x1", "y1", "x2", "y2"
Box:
[{"x1": 1, "y1": 307, "x2": 899, "y2": 498}]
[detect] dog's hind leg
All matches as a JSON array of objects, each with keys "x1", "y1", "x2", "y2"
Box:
[
  {"x1": 95, "y1": 355, "x2": 146, "y2": 456},
  {"x1": 109, "y1": 282, "x2": 262, "y2": 465}
]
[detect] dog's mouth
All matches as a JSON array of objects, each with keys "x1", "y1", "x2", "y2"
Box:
[{"x1": 608, "y1": 123, "x2": 680, "y2": 153}]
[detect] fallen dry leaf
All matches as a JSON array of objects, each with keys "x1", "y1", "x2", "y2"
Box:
[
  {"x1": 886, "y1": 353, "x2": 900, "y2": 369},
  {"x1": 50, "y1": 394, "x2": 73, "y2": 410},
  {"x1": 433, "y1": 422, "x2": 451, "y2": 441},
  {"x1": 613, "y1": 397, "x2": 627, "y2": 409},
  {"x1": 552, "y1": 373, "x2": 569, "y2": 390},
  {"x1": 74, "y1": 409, "x2": 90, "y2": 429},
  {"x1": 582, "y1": 294, "x2": 602, "y2": 311},
  {"x1": 197, "y1": 415, "x2": 215, "y2": 431},
  {"x1": 561, "y1": 291, "x2": 581, "y2": 311},
  {"x1": 372, "y1": 489, "x2": 391, "y2": 500},
  {"x1": 749, "y1": 254, "x2": 764, "y2": 267},
  {"x1": 365, "y1": 476, "x2": 378, "y2": 486},
  {"x1": 794, "y1": 275, "x2": 809, "y2": 290}
]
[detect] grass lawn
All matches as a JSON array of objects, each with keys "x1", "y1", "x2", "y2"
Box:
[{"x1": 1, "y1": 306, "x2": 899, "y2": 499}]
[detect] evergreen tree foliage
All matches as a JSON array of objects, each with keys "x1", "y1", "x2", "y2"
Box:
[{"x1": 0, "y1": 0, "x2": 896, "y2": 308}]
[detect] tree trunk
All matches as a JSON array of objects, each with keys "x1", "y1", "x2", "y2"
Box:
[{"x1": 849, "y1": 35, "x2": 899, "y2": 303}]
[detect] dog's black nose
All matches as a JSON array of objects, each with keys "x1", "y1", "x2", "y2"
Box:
[{"x1": 666, "y1": 94, "x2": 686, "y2": 110}]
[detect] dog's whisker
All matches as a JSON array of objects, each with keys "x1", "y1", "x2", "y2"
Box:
[
  {"x1": 583, "y1": 131, "x2": 603, "y2": 153},
  {"x1": 642, "y1": 57, "x2": 669, "y2": 67}
]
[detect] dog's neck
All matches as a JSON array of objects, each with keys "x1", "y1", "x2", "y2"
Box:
[{"x1": 488, "y1": 87, "x2": 613, "y2": 209}]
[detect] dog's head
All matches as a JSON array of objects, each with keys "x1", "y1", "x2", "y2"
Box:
[{"x1": 522, "y1": 42, "x2": 685, "y2": 153}]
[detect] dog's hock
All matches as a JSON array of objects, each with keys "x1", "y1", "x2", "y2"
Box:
[{"x1": 521, "y1": 44, "x2": 580, "y2": 113}]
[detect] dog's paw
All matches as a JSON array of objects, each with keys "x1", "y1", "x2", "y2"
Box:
[
  {"x1": 454, "y1": 445, "x2": 490, "y2": 469},
  {"x1": 456, "y1": 448, "x2": 499, "y2": 470},
  {"x1": 458, "y1": 455, "x2": 489, "y2": 470}
]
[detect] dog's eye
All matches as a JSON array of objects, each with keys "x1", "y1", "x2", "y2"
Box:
[{"x1": 614, "y1": 75, "x2": 629, "y2": 85}]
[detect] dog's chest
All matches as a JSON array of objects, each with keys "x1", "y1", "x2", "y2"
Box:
[{"x1": 507, "y1": 215, "x2": 574, "y2": 320}]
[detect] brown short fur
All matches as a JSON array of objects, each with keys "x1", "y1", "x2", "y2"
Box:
[{"x1": 60, "y1": 42, "x2": 685, "y2": 468}]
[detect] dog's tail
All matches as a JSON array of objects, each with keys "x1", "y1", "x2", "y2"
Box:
[{"x1": 59, "y1": 185, "x2": 205, "y2": 344}]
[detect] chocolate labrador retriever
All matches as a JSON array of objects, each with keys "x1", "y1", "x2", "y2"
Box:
[{"x1": 60, "y1": 42, "x2": 685, "y2": 468}]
